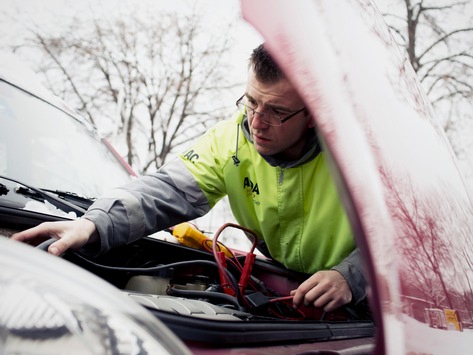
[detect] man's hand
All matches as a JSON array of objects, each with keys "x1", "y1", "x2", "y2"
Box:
[
  {"x1": 291, "y1": 270, "x2": 352, "y2": 312},
  {"x1": 11, "y1": 218, "x2": 98, "y2": 256}
]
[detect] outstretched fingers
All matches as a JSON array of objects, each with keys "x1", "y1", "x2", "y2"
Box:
[
  {"x1": 11, "y1": 219, "x2": 97, "y2": 256},
  {"x1": 11, "y1": 222, "x2": 59, "y2": 244}
]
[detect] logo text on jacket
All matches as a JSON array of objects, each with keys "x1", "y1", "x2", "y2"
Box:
[
  {"x1": 183, "y1": 149, "x2": 199, "y2": 163},
  {"x1": 243, "y1": 177, "x2": 260, "y2": 205}
]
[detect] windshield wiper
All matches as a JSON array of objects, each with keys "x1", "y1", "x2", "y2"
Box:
[
  {"x1": 0, "y1": 175, "x2": 87, "y2": 216},
  {"x1": 40, "y1": 189, "x2": 95, "y2": 210}
]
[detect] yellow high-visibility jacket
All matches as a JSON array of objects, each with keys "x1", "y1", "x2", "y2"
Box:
[{"x1": 180, "y1": 112, "x2": 355, "y2": 273}]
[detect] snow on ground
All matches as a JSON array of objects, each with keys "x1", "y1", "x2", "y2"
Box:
[{"x1": 401, "y1": 314, "x2": 473, "y2": 354}]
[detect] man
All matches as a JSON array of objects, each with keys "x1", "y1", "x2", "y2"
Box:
[{"x1": 12, "y1": 44, "x2": 366, "y2": 313}]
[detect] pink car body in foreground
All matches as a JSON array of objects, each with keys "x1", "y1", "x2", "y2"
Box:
[{"x1": 243, "y1": 0, "x2": 473, "y2": 353}]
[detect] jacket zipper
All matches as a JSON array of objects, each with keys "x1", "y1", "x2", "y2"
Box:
[{"x1": 279, "y1": 168, "x2": 285, "y2": 185}]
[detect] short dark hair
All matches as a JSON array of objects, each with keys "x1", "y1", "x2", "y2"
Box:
[{"x1": 249, "y1": 44, "x2": 284, "y2": 84}]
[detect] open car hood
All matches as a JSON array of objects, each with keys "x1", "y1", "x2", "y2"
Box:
[{"x1": 241, "y1": 0, "x2": 473, "y2": 353}]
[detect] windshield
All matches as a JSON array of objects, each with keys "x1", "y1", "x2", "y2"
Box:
[{"x1": 0, "y1": 80, "x2": 132, "y2": 199}]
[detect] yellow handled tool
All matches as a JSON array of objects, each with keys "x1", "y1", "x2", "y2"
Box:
[{"x1": 172, "y1": 222, "x2": 233, "y2": 258}]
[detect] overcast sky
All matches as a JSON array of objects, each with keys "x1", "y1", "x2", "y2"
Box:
[{"x1": 0, "y1": 0, "x2": 262, "y2": 69}]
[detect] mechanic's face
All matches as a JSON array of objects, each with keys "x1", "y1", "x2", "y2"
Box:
[{"x1": 245, "y1": 68, "x2": 313, "y2": 160}]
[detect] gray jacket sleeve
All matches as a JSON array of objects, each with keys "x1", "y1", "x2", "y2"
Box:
[
  {"x1": 81, "y1": 158, "x2": 211, "y2": 256},
  {"x1": 331, "y1": 248, "x2": 367, "y2": 304}
]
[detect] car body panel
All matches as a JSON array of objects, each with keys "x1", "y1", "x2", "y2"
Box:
[{"x1": 242, "y1": 0, "x2": 473, "y2": 354}]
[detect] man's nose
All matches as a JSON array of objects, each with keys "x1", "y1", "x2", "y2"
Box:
[{"x1": 251, "y1": 111, "x2": 269, "y2": 129}]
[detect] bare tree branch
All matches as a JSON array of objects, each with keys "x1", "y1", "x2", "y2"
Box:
[
  {"x1": 382, "y1": 0, "x2": 473, "y2": 153},
  {"x1": 8, "y1": 5, "x2": 236, "y2": 173}
]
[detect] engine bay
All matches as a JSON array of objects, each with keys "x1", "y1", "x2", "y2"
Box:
[
  {"x1": 65, "y1": 223, "x2": 373, "y2": 325},
  {"x1": 67, "y1": 223, "x2": 317, "y2": 322}
]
